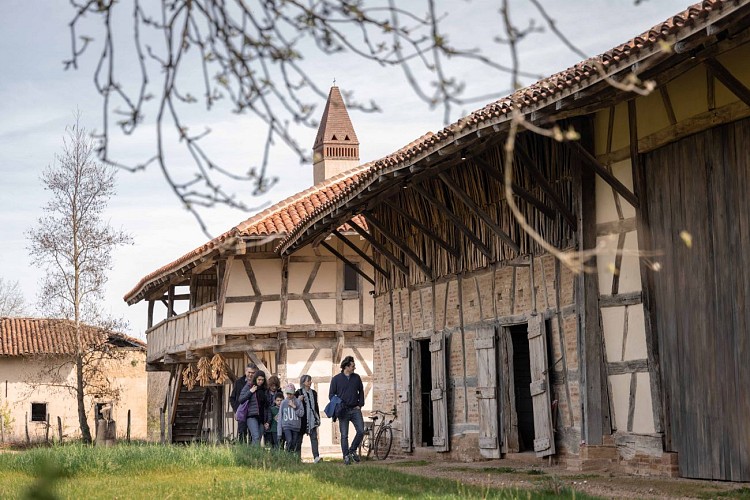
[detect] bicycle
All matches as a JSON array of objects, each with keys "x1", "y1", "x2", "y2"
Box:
[{"x1": 359, "y1": 407, "x2": 396, "y2": 460}]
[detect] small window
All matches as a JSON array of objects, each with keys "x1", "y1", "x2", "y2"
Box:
[
  {"x1": 31, "y1": 403, "x2": 47, "y2": 422},
  {"x1": 95, "y1": 402, "x2": 111, "y2": 420},
  {"x1": 331, "y1": 134, "x2": 338, "y2": 141},
  {"x1": 344, "y1": 135, "x2": 350, "y2": 141},
  {"x1": 344, "y1": 264, "x2": 359, "y2": 292}
]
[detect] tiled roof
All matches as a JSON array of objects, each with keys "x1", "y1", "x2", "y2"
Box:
[
  {"x1": 0, "y1": 317, "x2": 145, "y2": 356},
  {"x1": 276, "y1": 0, "x2": 747, "y2": 255},
  {"x1": 124, "y1": 164, "x2": 374, "y2": 304},
  {"x1": 313, "y1": 86, "x2": 359, "y2": 150}
]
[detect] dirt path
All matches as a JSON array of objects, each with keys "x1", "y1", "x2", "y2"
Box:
[{"x1": 375, "y1": 458, "x2": 748, "y2": 499}]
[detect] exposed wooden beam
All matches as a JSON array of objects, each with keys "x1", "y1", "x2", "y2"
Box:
[
  {"x1": 566, "y1": 140, "x2": 640, "y2": 208},
  {"x1": 473, "y1": 156, "x2": 560, "y2": 224},
  {"x1": 320, "y1": 240, "x2": 376, "y2": 286},
  {"x1": 347, "y1": 218, "x2": 410, "y2": 276},
  {"x1": 332, "y1": 229, "x2": 389, "y2": 277},
  {"x1": 512, "y1": 147, "x2": 579, "y2": 228},
  {"x1": 704, "y1": 57, "x2": 750, "y2": 107},
  {"x1": 383, "y1": 200, "x2": 460, "y2": 258},
  {"x1": 362, "y1": 212, "x2": 434, "y2": 280},
  {"x1": 437, "y1": 172, "x2": 521, "y2": 253},
  {"x1": 215, "y1": 256, "x2": 233, "y2": 327},
  {"x1": 411, "y1": 184, "x2": 494, "y2": 259}
]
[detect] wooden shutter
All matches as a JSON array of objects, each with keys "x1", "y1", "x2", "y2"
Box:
[
  {"x1": 398, "y1": 341, "x2": 413, "y2": 451},
  {"x1": 430, "y1": 332, "x2": 450, "y2": 452},
  {"x1": 474, "y1": 326, "x2": 501, "y2": 458},
  {"x1": 528, "y1": 314, "x2": 555, "y2": 457}
]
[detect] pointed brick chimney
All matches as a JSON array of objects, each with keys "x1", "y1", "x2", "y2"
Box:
[{"x1": 312, "y1": 86, "x2": 359, "y2": 184}]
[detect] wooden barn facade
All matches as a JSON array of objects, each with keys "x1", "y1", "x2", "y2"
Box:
[{"x1": 277, "y1": 1, "x2": 750, "y2": 481}]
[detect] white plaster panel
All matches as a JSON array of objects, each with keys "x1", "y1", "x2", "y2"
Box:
[
  {"x1": 596, "y1": 231, "x2": 642, "y2": 295},
  {"x1": 222, "y1": 303, "x2": 251, "y2": 327},
  {"x1": 609, "y1": 373, "x2": 630, "y2": 433},
  {"x1": 287, "y1": 262, "x2": 316, "y2": 294},
  {"x1": 309, "y1": 262, "x2": 337, "y2": 293},
  {"x1": 342, "y1": 299, "x2": 359, "y2": 323},
  {"x1": 226, "y1": 259, "x2": 253, "y2": 296},
  {"x1": 252, "y1": 260, "x2": 282, "y2": 295},
  {"x1": 601, "y1": 306, "x2": 625, "y2": 363},
  {"x1": 310, "y1": 299, "x2": 336, "y2": 324},
  {"x1": 633, "y1": 372, "x2": 656, "y2": 434},
  {"x1": 255, "y1": 301, "x2": 281, "y2": 326},
  {"x1": 669, "y1": 65, "x2": 707, "y2": 122},
  {"x1": 623, "y1": 304, "x2": 647, "y2": 361},
  {"x1": 595, "y1": 159, "x2": 636, "y2": 223},
  {"x1": 286, "y1": 300, "x2": 314, "y2": 324}
]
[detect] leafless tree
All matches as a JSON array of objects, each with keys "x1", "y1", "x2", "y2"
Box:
[
  {"x1": 27, "y1": 115, "x2": 132, "y2": 443},
  {"x1": 65, "y1": 0, "x2": 587, "y2": 235},
  {"x1": 0, "y1": 278, "x2": 27, "y2": 317}
]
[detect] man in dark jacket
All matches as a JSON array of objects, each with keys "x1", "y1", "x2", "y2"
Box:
[
  {"x1": 329, "y1": 355, "x2": 365, "y2": 464},
  {"x1": 229, "y1": 363, "x2": 256, "y2": 443}
]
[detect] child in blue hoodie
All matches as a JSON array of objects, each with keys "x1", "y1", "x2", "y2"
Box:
[{"x1": 278, "y1": 384, "x2": 304, "y2": 454}]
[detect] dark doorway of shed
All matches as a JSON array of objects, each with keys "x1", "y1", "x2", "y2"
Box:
[
  {"x1": 510, "y1": 324, "x2": 535, "y2": 452},
  {"x1": 418, "y1": 339, "x2": 434, "y2": 447}
]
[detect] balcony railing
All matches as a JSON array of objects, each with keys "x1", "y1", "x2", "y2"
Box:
[{"x1": 146, "y1": 302, "x2": 216, "y2": 363}]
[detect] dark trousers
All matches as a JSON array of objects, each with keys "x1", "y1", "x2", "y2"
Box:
[
  {"x1": 283, "y1": 428, "x2": 300, "y2": 454},
  {"x1": 338, "y1": 407, "x2": 364, "y2": 458},
  {"x1": 265, "y1": 431, "x2": 278, "y2": 448},
  {"x1": 237, "y1": 419, "x2": 248, "y2": 444}
]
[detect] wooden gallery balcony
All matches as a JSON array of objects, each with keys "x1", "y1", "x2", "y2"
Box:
[
  {"x1": 146, "y1": 301, "x2": 374, "y2": 369},
  {"x1": 146, "y1": 302, "x2": 217, "y2": 366}
]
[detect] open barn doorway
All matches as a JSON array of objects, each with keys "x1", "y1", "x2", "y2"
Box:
[
  {"x1": 417, "y1": 338, "x2": 434, "y2": 447},
  {"x1": 509, "y1": 324, "x2": 535, "y2": 452}
]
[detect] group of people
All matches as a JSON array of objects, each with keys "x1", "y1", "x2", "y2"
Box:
[{"x1": 228, "y1": 355, "x2": 365, "y2": 465}]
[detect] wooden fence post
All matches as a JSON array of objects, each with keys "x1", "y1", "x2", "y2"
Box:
[
  {"x1": 57, "y1": 416, "x2": 63, "y2": 443},
  {"x1": 25, "y1": 412, "x2": 29, "y2": 444},
  {"x1": 1, "y1": 414, "x2": 4, "y2": 443},
  {"x1": 45, "y1": 413, "x2": 50, "y2": 443},
  {"x1": 127, "y1": 410, "x2": 131, "y2": 443},
  {"x1": 159, "y1": 409, "x2": 165, "y2": 445}
]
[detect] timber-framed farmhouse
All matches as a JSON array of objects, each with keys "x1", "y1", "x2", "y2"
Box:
[
  {"x1": 128, "y1": 0, "x2": 750, "y2": 482},
  {"x1": 277, "y1": 0, "x2": 750, "y2": 482}
]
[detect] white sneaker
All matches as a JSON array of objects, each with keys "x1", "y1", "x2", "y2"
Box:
[{"x1": 313, "y1": 456, "x2": 322, "y2": 463}]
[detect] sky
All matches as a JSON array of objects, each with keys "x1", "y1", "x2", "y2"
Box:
[{"x1": 0, "y1": 0, "x2": 692, "y2": 338}]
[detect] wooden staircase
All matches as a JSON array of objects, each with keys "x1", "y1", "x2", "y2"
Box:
[{"x1": 172, "y1": 384, "x2": 209, "y2": 443}]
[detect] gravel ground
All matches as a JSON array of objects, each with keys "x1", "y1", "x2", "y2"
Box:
[{"x1": 373, "y1": 457, "x2": 748, "y2": 499}]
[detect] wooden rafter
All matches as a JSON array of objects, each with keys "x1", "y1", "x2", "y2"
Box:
[
  {"x1": 347, "y1": 218, "x2": 410, "y2": 276},
  {"x1": 320, "y1": 240, "x2": 376, "y2": 286},
  {"x1": 411, "y1": 183, "x2": 494, "y2": 259},
  {"x1": 383, "y1": 200, "x2": 461, "y2": 258},
  {"x1": 512, "y1": 148, "x2": 578, "y2": 227},
  {"x1": 565, "y1": 140, "x2": 640, "y2": 208},
  {"x1": 332, "y1": 229, "x2": 389, "y2": 277},
  {"x1": 362, "y1": 211, "x2": 434, "y2": 279},
  {"x1": 437, "y1": 172, "x2": 520, "y2": 253},
  {"x1": 473, "y1": 157, "x2": 559, "y2": 222},
  {"x1": 704, "y1": 57, "x2": 750, "y2": 107}
]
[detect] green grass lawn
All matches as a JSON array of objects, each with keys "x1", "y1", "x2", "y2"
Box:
[{"x1": 0, "y1": 444, "x2": 593, "y2": 499}]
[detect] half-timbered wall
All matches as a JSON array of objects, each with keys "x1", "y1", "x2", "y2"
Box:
[
  {"x1": 592, "y1": 38, "x2": 750, "y2": 479},
  {"x1": 373, "y1": 253, "x2": 580, "y2": 460}
]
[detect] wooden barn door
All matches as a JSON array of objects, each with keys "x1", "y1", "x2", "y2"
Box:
[
  {"x1": 644, "y1": 118, "x2": 750, "y2": 481},
  {"x1": 474, "y1": 326, "x2": 501, "y2": 458},
  {"x1": 398, "y1": 341, "x2": 413, "y2": 451},
  {"x1": 528, "y1": 314, "x2": 555, "y2": 457},
  {"x1": 430, "y1": 332, "x2": 450, "y2": 452}
]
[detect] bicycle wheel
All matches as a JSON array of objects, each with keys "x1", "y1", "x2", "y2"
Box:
[
  {"x1": 374, "y1": 426, "x2": 393, "y2": 460},
  {"x1": 359, "y1": 429, "x2": 373, "y2": 458}
]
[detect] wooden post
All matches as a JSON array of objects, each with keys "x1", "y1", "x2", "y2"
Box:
[
  {"x1": 57, "y1": 416, "x2": 63, "y2": 443},
  {"x1": 45, "y1": 413, "x2": 50, "y2": 443},
  {"x1": 0, "y1": 413, "x2": 4, "y2": 443},
  {"x1": 127, "y1": 410, "x2": 131, "y2": 443},
  {"x1": 160, "y1": 409, "x2": 166, "y2": 445},
  {"x1": 25, "y1": 412, "x2": 29, "y2": 444},
  {"x1": 147, "y1": 300, "x2": 155, "y2": 329}
]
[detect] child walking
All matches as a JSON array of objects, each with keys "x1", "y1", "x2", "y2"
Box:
[
  {"x1": 278, "y1": 384, "x2": 304, "y2": 454},
  {"x1": 268, "y1": 392, "x2": 283, "y2": 449}
]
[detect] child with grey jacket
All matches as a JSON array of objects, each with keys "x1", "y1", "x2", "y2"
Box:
[{"x1": 278, "y1": 384, "x2": 304, "y2": 454}]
